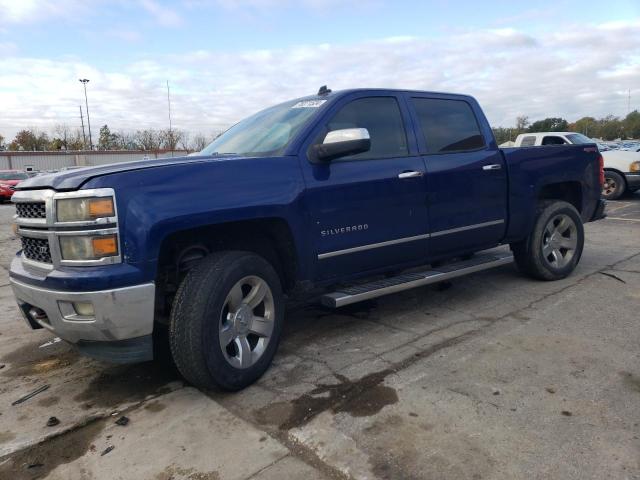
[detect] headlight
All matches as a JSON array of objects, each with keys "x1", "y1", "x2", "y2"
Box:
[
  {"x1": 56, "y1": 197, "x2": 115, "y2": 222},
  {"x1": 59, "y1": 234, "x2": 118, "y2": 260},
  {"x1": 630, "y1": 161, "x2": 640, "y2": 173}
]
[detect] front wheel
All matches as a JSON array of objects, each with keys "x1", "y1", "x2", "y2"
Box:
[
  {"x1": 602, "y1": 171, "x2": 626, "y2": 200},
  {"x1": 169, "y1": 251, "x2": 284, "y2": 391},
  {"x1": 511, "y1": 200, "x2": 584, "y2": 281}
]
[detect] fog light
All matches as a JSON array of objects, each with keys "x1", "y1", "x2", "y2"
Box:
[{"x1": 73, "y1": 302, "x2": 95, "y2": 317}]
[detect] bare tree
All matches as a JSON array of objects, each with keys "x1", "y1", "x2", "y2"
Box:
[
  {"x1": 178, "y1": 131, "x2": 191, "y2": 151},
  {"x1": 516, "y1": 116, "x2": 530, "y2": 132},
  {"x1": 191, "y1": 133, "x2": 208, "y2": 152},
  {"x1": 160, "y1": 129, "x2": 184, "y2": 151},
  {"x1": 135, "y1": 129, "x2": 161, "y2": 150},
  {"x1": 114, "y1": 131, "x2": 139, "y2": 150}
]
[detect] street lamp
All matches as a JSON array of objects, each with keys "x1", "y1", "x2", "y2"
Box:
[{"x1": 79, "y1": 79, "x2": 93, "y2": 150}]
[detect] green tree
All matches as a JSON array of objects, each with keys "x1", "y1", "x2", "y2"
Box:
[
  {"x1": 623, "y1": 110, "x2": 640, "y2": 139},
  {"x1": 9, "y1": 129, "x2": 49, "y2": 151},
  {"x1": 528, "y1": 117, "x2": 569, "y2": 132},
  {"x1": 0, "y1": 133, "x2": 5, "y2": 151},
  {"x1": 98, "y1": 125, "x2": 119, "y2": 150},
  {"x1": 597, "y1": 115, "x2": 623, "y2": 140},
  {"x1": 573, "y1": 117, "x2": 598, "y2": 137}
]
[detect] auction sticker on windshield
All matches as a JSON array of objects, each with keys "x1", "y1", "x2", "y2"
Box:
[{"x1": 292, "y1": 100, "x2": 327, "y2": 108}]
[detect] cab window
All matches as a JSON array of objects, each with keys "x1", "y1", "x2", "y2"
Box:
[
  {"x1": 411, "y1": 98, "x2": 485, "y2": 153},
  {"x1": 321, "y1": 97, "x2": 409, "y2": 160},
  {"x1": 541, "y1": 136, "x2": 567, "y2": 145}
]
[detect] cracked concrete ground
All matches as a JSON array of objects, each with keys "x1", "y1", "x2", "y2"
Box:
[{"x1": 0, "y1": 194, "x2": 639, "y2": 480}]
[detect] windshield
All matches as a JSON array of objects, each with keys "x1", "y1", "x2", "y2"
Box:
[
  {"x1": 0, "y1": 172, "x2": 28, "y2": 180},
  {"x1": 200, "y1": 98, "x2": 326, "y2": 157},
  {"x1": 566, "y1": 133, "x2": 593, "y2": 145}
]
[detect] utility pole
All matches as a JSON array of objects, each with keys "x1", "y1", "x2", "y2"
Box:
[
  {"x1": 167, "y1": 80, "x2": 173, "y2": 156},
  {"x1": 79, "y1": 105, "x2": 87, "y2": 148},
  {"x1": 79, "y1": 79, "x2": 93, "y2": 150}
]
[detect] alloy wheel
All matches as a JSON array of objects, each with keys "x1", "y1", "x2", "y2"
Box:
[{"x1": 219, "y1": 276, "x2": 275, "y2": 369}]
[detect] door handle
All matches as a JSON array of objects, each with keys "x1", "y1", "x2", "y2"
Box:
[
  {"x1": 482, "y1": 164, "x2": 502, "y2": 171},
  {"x1": 398, "y1": 171, "x2": 424, "y2": 179}
]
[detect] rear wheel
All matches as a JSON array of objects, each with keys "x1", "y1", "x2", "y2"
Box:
[
  {"x1": 511, "y1": 201, "x2": 584, "y2": 281},
  {"x1": 169, "y1": 251, "x2": 284, "y2": 391},
  {"x1": 602, "y1": 171, "x2": 626, "y2": 200}
]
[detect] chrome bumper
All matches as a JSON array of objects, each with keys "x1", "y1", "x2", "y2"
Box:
[{"x1": 10, "y1": 278, "x2": 155, "y2": 344}]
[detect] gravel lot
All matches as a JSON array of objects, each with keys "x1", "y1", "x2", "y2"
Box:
[{"x1": 0, "y1": 194, "x2": 639, "y2": 480}]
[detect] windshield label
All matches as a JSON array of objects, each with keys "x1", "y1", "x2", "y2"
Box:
[{"x1": 292, "y1": 100, "x2": 326, "y2": 109}]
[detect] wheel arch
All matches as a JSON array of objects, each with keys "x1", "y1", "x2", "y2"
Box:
[
  {"x1": 537, "y1": 181, "x2": 583, "y2": 214},
  {"x1": 154, "y1": 217, "x2": 299, "y2": 323}
]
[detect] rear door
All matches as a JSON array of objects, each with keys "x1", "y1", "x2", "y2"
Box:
[
  {"x1": 407, "y1": 95, "x2": 508, "y2": 258},
  {"x1": 299, "y1": 93, "x2": 429, "y2": 280}
]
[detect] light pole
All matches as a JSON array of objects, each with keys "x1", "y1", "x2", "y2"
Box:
[{"x1": 79, "y1": 79, "x2": 93, "y2": 150}]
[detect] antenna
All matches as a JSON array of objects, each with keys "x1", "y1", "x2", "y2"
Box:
[{"x1": 318, "y1": 85, "x2": 331, "y2": 96}]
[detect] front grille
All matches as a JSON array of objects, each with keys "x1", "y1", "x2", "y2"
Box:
[
  {"x1": 16, "y1": 202, "x2": 46, "y2": 219},
  {"x1": 21, "y1": 237, "x2": 52, "y2": 264}
]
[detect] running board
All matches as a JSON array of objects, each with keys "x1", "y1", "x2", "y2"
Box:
[{"x1": 320, "y1": 252, "x2": 513, "y2": 308}]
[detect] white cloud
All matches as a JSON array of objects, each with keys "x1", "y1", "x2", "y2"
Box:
[
  {"x1": 0, "y1": 0, "x2": 88, "y2": 23},
  {"x1": 139, "y1": 0, "x2": 184, "y2": 27},
  {"x1": 0, "y1": 20, "x2": 639, "y2": 140}
]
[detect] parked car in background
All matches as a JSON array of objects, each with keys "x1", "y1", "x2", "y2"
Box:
[
  {"x1": 0, "y1": 171, "x2": 31, "y2": 202},
  {"x1": 0, "y1": 183, "x2": 14, "y2": 202},
  {"x1": 0, "y1": 170, "x2": 30, "y2": 185},
  {"x1": 514, "y1": 132, "x2": 640, "y2": 199}
]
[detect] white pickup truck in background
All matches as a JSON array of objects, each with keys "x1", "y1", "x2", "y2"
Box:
[{"x1": 514, "y1": 132, "x2": 640, "y2": 200}]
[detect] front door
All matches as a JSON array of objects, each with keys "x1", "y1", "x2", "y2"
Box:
[
  {"x1": 300, "y1": 93, "x2": 429, "y2": 281},
  {"x1": 407, "y1": 95, "x2": 508, "y2": 258}
]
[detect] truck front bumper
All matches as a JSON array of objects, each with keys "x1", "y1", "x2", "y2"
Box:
[
  {"x1": 10, "y1": 277, "x2": 155, "y2": 363},
  {"x1": 625, "y1": 173, "x2": 640, "y2": 189}
]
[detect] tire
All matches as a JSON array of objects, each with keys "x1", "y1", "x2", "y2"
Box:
[
  {"x1": 511, "y1": 200, "x2": 584, "y2": 281},
  {"x1": 169, "y1": 251, "x2": 284, "y2": 391},
  {"x1": 602, "y1": 171, "x2": 626, "y2": 200}
]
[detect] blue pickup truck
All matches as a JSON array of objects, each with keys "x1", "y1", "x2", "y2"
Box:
[{"x1": 10, "y1": 88, "x2": 605, "y2": 390}]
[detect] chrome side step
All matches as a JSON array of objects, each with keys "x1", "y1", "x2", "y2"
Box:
[{"x1": 320, "y1": 252, "x2": 513, "y2": 308}]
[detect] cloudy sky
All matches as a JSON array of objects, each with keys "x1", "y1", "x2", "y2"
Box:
[{"x1": 0, "y1": 0, "x2": 638, "y2": 139}]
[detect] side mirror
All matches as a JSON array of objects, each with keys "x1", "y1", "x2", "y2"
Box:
[{"x1": 311, "y1": 128, "x2": 371, "y2": 162}]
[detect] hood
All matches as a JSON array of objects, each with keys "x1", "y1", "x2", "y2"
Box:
[
  {"x1": 1, "y1": 180, "x2": 21, "y2": 186},
  {"x1": 16, "y1": 155, "x2": 223, "y2": 191}
]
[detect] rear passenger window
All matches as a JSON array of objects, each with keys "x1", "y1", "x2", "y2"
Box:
[
  {"x1": 520, "y1": 136, "x2": 536, "y2": 147},
  {"x1": 542, "y1": 136, "x2": 567, "y2": 145},
  {"x1": 411, "y1": 98, "x2": 485, "y2": 153},
  {"x1": 324, "y1": 97, "x2": 408, "y2": 160}
]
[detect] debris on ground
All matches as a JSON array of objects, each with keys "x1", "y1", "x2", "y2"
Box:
[
  {"x1": 546, "y1": 387, "x2": 556, "y2": 394},
  {"x1": 46, "y1": 416, "x2": 60, "y2": 427},
  {"x1": 101, "y1": 445, "x2": 115, "y2": 456},
  {"x1": 0, "y1": 364, "x2": 5, "y2": 369},
  {"x1": 115, "y1": 416, "x2": 129, "y2": 426},
  {"x1": 12, "y1": 384, "x2": 50, "y2": 405},
  {"x1": 492, "y1": 389, "x2": 500, "y2": 395},
  {"x1": 561, "y1": 410, "x2": 573, "y2": 416},
  {"x1": 599, "y1": 272, "x2": 626, "y2": 283}
]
